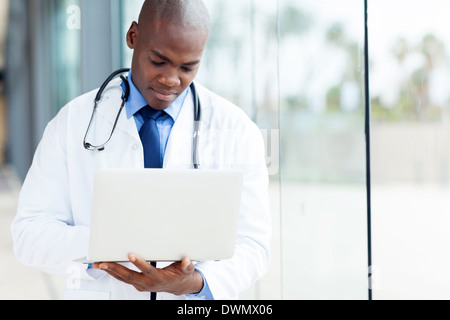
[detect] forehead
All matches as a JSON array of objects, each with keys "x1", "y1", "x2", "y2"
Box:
[{"x1": 139, "y1": 19, "x2": 208, "y2": 60}]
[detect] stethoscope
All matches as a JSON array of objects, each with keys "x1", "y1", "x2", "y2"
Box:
[{"x1": 83, "y1": 68, "x2": 202, "y2": 169}]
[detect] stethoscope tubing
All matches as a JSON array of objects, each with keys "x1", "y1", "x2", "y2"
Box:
[{"x1": 83, "y1": 68, "x2": 202, "y2": 169}]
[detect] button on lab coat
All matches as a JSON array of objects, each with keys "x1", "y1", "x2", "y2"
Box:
[{"x1": 10, "y1": 79, "x2": 272, "y2": 300}]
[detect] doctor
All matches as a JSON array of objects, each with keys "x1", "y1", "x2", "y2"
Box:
[{"x1": 11, "y1": 0, "x2": 271, "y2": 300}]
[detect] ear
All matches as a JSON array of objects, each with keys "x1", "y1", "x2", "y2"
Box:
[{"x1": 126, "y1": 22, "x2": 139, "y2": 49}]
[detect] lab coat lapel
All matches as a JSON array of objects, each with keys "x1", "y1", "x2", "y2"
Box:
[{"x1": 164, "y1": 88, "x2": 195, "y2": 169}]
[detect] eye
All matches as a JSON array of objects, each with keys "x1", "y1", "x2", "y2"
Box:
[
  {"x1": 181, "y1": 66, "x2": 195, "y2": 73},
  {"x1": 150, "y1": 59, "x2": 165, "y2": 66}
]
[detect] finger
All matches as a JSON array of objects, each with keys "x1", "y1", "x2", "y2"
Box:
[
  {"x1": 181, "y1": 257, "x2": 195, "y2": 274},
  {"x1": 104, "y1": 269, "x2": 134, "y2": 285},
  {"x1": 104, "y1": 270, "x2": 148, "y2": 292},
  {"x1": 100, "y1": 262, "x2": 145, "y2": 284},
  {"x1": 129, "y1": 254, "x2": 158, "y2": 277}
]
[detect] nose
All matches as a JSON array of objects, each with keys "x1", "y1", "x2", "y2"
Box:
[{"x1": 158, "y1": 68, "x2": 181, "y2": 87}]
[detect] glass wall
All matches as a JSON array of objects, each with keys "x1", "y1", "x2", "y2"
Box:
[
  {"x1": 198, "y1": 0, "x2": 281, "y2": 299},
  {"x1": 121, "y1": 0, "x2": 369, "y2": 300},
  {"x1": 5, "y1": 0, "x2": 82, "y2": 181},
  {"x1": 0, "y1": 0, "x2": 8, "y2": 164},
  {"x1": 49, "y1": 0, "x2": 81, "y2": 117},
  {"x1": 369, "y1": 0, "x2": 450, "y2": 299},
  {"x1": 278, "y1": 0, "x2": 367, "y2": 299}
]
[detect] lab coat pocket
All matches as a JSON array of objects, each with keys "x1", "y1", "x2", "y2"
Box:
[{"x1": 62, "y1": 289, "x2": 111, "y2": 300}]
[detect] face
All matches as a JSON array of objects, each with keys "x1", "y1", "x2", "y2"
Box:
[{"x1": 126, "y1": 20, "x2": 208, "y2": 110}]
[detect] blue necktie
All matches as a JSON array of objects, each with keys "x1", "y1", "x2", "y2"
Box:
[
  {"x1": 138, "y1": 106, "x2": 165, "y2": 300},
  {"x1": 139, "y1": 106, "x2": 166, "y2": 169}
]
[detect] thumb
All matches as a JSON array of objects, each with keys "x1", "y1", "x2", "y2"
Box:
[{"x1": 181, "y1": 257, "x2": 194, "y2": 274}]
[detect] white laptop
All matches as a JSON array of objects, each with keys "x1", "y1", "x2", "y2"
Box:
[{"x1": 76, "y1": 169, "x2": 243, "y2": 264}]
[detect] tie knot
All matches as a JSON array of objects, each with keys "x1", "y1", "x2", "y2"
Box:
[{"x1": 139, "y1": 106, "x2": 166, "y2": 121}]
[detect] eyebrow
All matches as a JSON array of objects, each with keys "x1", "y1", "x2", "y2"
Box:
[{"x1": 150, "y1": 50, "x2": 200, "y2": 67}]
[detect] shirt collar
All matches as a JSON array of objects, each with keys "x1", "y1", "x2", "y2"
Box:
[{"x1": 123, "y1": 70, "x2": 188, "y2": 122}]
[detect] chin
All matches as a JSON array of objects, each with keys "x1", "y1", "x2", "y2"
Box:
[{"x1": 147, "y1": 98, "x2": 173, "y2": 111}]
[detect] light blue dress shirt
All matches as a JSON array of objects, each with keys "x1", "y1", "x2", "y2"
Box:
[
  {"x1": 124, "y1": 71, "x2": 187, "y2": 163},
  {"x1": 120, "y1": 71, "x2": 214, "y2": 300}
]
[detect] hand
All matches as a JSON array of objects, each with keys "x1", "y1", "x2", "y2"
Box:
[{"x1": 92, "y1": 254, "x2": 204, "y2": 296}]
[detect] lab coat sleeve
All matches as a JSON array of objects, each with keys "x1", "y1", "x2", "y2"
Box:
[
  {"x1": 194, "y1": 121, "x2": 272, "y2": 300},
  {"x1": 10, "y1": 110, "x2": 90, "y2": 278}
]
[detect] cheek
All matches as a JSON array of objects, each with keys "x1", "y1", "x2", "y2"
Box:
[
  {"x1": 134, "y1": 52, "x2": 158, "y2": 80},
  {"x1": 181, "y1": 69, "x2": 200, "y2": 85},
  {"x1": 179, "y1": 73, "x2": 195, "y2": 86}
]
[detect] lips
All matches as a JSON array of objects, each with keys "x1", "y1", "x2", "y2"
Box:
[{"x1": 151, "y1": 88, "x2": 178, "y2": 102}]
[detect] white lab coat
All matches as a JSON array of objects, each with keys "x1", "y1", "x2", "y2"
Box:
[{"x1": 10, "y1": 78, "x2": 271, "y2": 300}]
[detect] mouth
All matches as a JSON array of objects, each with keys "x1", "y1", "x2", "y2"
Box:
[{"x1": 150, "y1": 88, "x2": 178, "y2": 102}]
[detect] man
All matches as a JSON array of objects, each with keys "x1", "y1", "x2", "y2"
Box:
[{"x1": 11, "y1": 0, "x2": 271, "y2": 300}]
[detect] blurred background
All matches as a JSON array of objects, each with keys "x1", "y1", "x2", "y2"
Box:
[{"x1": 0, "y1": 0, "x2": 449, "y2": 300}]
